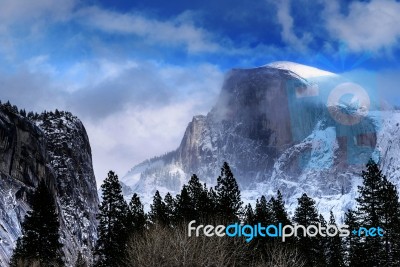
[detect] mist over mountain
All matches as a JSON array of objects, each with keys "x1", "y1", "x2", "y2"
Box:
[{"x1": 122, "y1": 62, "x2": 395, "y2": 218}]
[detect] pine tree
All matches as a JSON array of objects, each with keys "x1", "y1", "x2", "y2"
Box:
[
  {"x1": 197, "y1": 183, "x2": 214, "y2": 223},
  {"x1": 94, "y1": 171, "x2": 129, "y2": 267},
  {"x1": 293, "y1": 193, "x2": 325, "y2": 267},
  {"x1": 207, "y1": 187, "x2": 218, "y2": 223},
  {"x1": 271, "y1": 190, "x2": 291, "y2": 226},
  {"x1": 175, "y1": 185, "x2": 195, "y2": 224},
  {"x1": 127, "y1": 193, "x2": 147, "y2": 233},
  {"x1": 319, "y1": 214, "x2": 328, "y2": 262},
  {"x1": 10, "y1": 180, "x2": 63, "y2": 267},
  {"x1": 187, "y1": 174, "x2": 211, "y2": 222},
  {"x1": 164, "y1": 192, "x2": 176, "y2": 225},
  {"x1": 149, "y1": 191, "x2": 170, "y2": 227},
  {"x1": 343, "y1": 209, "x2": 362, "y2": 267},
  {"x1": 254, "y1": 195, "x2": 274, "y2": 225},
  {"x1": 208, "y1": 187, "x2": 217, "y2": 204},
  {"x1": 19, "y1": 109, "x2": 26, "y2": 117},
  {"x1": 244, "y1": 204, "x2": 255, "y2": 225},
  {"x1": 253, "y1": 196, "x2": 274, "y2": 251},
  {"x1": 356, "y1": 159, "x2": 383, "y2": 223},
  {"x1": 214, "y1": 162, "x2": 242, "y2": 223},
  {"x1": 380, "y1": 176, "x2": 400, "y2": 265},
  {"x1": 187, "y1": 174, "x2": 203, "y2": 211},
  {"x1": 355, "y1": 159, "x2": 385, "y2": 266},
  {"x1": 270, "y1": 191, "x2": 293, "y2": 246},
  {"x1": 326, "y1": 211, "x2": 344, "y2": 267},
  {"x1": 347, "y1": 160, "x2": 400, "y2": 266}
]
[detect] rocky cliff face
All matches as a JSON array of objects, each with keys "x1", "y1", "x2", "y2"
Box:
[
  {"x1": 123, "y1": 67, "x2": 317, "y2": 192},
  {"x1": 122, "y1": 62, "x2": 387, "y2": 219},
  {"x1": 0, "y1": 104, "x2": 99, "y2": 266},
  {"x1": 177, "y1": 67, "x2": 299, "y2": 186}
]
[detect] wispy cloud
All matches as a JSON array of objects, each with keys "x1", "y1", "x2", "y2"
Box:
[
  {"x1": 80, "y1": 61, "x2": 223, "y2": 180},
  {"x1": 75, "y1": 7, "x2": 222, "y2": 53},
  {"x1": 0, "y1": 0, "x2": 76, "y2": 62},
  {"x1": 275, "y1": 0, "x2": 312, "y2": 52},
  {"x1": 0, "y1": 0, "x2": 75, "y2": 23},
  {"x1": 324, "y1": 0, "x2": 400, "y2": 52}
]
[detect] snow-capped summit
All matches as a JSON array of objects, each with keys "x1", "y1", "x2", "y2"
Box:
[
  {"x1": 122, "y1": 62, "x2": 396, "y2": 222},
  {"x1": 266, "y1": 61, "x2": 336, "y2": 78}
]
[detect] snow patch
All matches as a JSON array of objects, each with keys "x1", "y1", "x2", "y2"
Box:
[{"x1": 266, "y1": 61, "x2": 336, "y2": 79}]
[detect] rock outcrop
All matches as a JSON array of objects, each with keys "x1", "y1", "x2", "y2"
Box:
[
  {"x1": 122, "y1": 62, "x2": 384, "y2": 219},
  {"x1": 0, "y1": 103, "x2": 99, "y2": 266}
]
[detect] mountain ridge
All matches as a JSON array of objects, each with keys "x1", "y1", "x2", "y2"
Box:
[{"x1": 121, "y1": 62, "x2": 388, "y2": 220}]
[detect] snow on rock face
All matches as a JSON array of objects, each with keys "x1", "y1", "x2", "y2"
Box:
[
  {"x1": 34, "y1": 111, "x2": 99, "y2": 266},
  {"x1": 374, "y1": 111, "x2": 400, "y2": 184},
  {"x1": 0, "y1": 106, "x2": 99, "y2": 267},
  {"x1": 0, "y1": 106, "x2": 47, "y2": 267},
  {"x1": 122, "y1": 62, "x2": 389, "y2": 221},
  {"x1": 124, "y1": 66, "x2": 304, "y2": 194}
]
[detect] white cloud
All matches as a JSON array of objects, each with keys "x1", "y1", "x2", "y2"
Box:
[
  {"x1": 275, "y1": 0, "x2": 312, "y2": 52},
  {"x1": 75, "y1": 61, "x2": 224, "y2": 183},
  {"x1": 0, "y1": 0, "x2": 77, "y2": 62},
  {"x1": 58, "y1": 59, "x2": 140, "y2": 93},
  {"x1": 86, "y1": 102, "x2": 198, "y2": 182},
  {"x1": 75, "y1": 6, "x2": 221, "y2": 53},
  {"x1": 0, "y1": 0, "x2": 75, "y2": 21},
  {"x1": 0, "y1": 56, "x2": 224, "y2": 185},
  {"x1": 325, "y1": 0, "x2": 400, "y2": 52}
]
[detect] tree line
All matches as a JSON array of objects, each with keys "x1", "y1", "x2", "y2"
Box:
[
  {"x1": 0, "y1": 100, "x2": 74, "y2": 124},
  {"x1": 9, "y1": 160, "x2": 400, "y2": 267}
]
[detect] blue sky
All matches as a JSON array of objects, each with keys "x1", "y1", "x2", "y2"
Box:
[{"x1": 0, "y1": 0, "x2": 399, "y2": 183}]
